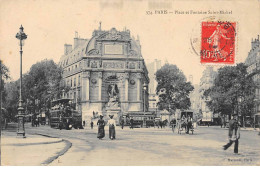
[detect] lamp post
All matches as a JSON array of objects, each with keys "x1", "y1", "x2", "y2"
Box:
[
  {"x1": 16, "y1": 25, "x2": 27, "y2": 137},
  {"x1": 143, "y1": 83, "x2": 148, "y2": 112},
  {"x1": 143, "y1": 83, "x2": 148, "y2": 128}
]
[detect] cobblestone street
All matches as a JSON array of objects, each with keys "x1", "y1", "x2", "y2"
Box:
[{"x1": 3, "y1": 124, "x2": 257, "y2": 166}]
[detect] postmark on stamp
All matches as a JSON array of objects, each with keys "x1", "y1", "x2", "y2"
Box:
[{"x1": 200, "y1": 21, "x2": 236, "y2": 64}]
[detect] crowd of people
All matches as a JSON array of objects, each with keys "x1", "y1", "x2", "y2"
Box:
[{"x1": 85, "y1": 112, "x2": 242, "y2": 154}]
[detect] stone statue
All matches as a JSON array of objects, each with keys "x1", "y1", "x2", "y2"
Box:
[{"x1": 107, "y1": 84, "x2": 119, "y2": 107}]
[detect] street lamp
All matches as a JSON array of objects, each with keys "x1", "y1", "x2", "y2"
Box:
[
  {"x1": 143, "y1": 82, "x2": 148, "y2": 128},
  {"x1": 16, "y1": 25, "x2": 27, "y2": 137},
  {"x1": 143, "y1": 83, "x2": 148, "y2": 112}
]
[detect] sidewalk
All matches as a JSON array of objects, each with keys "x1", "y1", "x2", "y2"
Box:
[{"x1": 1, "y1": 131, "x2": 71, "y2": 166}]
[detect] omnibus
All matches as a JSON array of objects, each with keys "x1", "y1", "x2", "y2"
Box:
[{"x1": 50, "y1": 99, "x2": 83, "y2": 130}]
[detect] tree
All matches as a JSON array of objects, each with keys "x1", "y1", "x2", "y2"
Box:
[
  {"x1": 3, "y1": 81, "x2": 19, "y2": 122},
  {"x1": 1, "y1": 61, "x2": 10, "y2": 103},
  {"x1": 1, "y1": 61, "x2": 11, "y2": 123},
  {"x1": 0, "y1": 61, "x2": 10, "y2": 80},
  {"x1": 3, "y1": 59, "x2": 65, "y2": 121},
  {"x1": 156, "y1": 64, "x2": 194, "y2": 112},
  {"x1": 204, "y1": 63, "x2": 256, "y2": 119},
  {"x1": 22, "y1": 59, "x2": 64, "y2": 114}
]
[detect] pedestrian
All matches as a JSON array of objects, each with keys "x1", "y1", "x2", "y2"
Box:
[
  {"x1": 121, "y1": 118, "x2": 124, "y2": 129},
  {"x1": 32, "y1": 117, "x2": 35, "y2": 127},
  {"x1": 223, "y1": 118, "x2": 226, "y2": 128},
  {"x1": 91, "y1": 121, "x2": 94, "y2": 129},
  {"x1": 97, "y1": 115, "x2": 105, "y2": 140},
  {"x1": 130, "y1": 117, "x2": 134, "y2": 129},
  {"x1": 35, "y1": 118, "x2": 39, "y2": 127},
  {"x1": 108, "y1": 115, "x2": 116, "y2": 140},
  {"x1": 171, "y1": 118, "x2": 177, "y2": 133},
  {"x1": 83, "y1": 120, "x2": 86, "y2": 127},
  {"x1": 223, "y1": 113, "x2": 240, "y2": 154},
  {"x1": 186, "y1": 115, "x2": 192, "y2": 134},
  {"x1": 220, "y1": 117, "x2": 223, "y2": 128}
]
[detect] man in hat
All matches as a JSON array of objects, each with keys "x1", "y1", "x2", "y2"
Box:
[{"x1": 223, "y1": 113, "x2": 240, "y2": 153}]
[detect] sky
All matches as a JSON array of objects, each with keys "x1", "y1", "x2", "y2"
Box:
[{"x1": 0, "y1": 0, "x2": 259, "y2": 85}]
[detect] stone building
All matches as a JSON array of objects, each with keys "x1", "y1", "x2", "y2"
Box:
[
  {"x1": 245, "y1": 35, "x2": 260, "y2": 117},
  {"x1": 58, "y1": 27, "x2": 149, "y2": 124},
  {"x1": 199, "y1": 66, "x2": 217, "y2": 124},
  {"x1": 146, "y1": 59, "x2": 162, "y2": 115}
]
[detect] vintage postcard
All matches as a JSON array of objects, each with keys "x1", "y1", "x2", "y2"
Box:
[{"x1": 0, "y1": 0, "x2": 260, "y2": 166}]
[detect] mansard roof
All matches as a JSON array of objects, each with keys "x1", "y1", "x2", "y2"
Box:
[{"x1": 59, "y1": 28, "x2": 143, "y2": 68}]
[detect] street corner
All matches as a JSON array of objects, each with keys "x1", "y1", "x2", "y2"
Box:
[{"x1": 1, "y1": 132, "x2": 72, "y2": 166}]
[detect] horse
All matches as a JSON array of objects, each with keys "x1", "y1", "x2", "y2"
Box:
[{"x1": 177, "y1": 119, "x2": 187, "y2": 134}]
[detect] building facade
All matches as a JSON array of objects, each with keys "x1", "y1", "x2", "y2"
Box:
[
  {"x1": 146, "y1": 59, "x2": 162, "y2": 115},
  {"x1": 59, "y1": 27, "x2": 149, "y2": 124},
  {"x1": 245, "y1": 35, "x2": 260, "y2": 117},
  {"x1": 199, "y1": 66, "x2": 217, "y2": 124}
]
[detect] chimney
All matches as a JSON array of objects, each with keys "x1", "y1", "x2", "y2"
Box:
[
  {"x1": 74, "y1": 31, "x2": 79, "y2": 49},
  {"x1": 99, "y1": 21, "x2": 102, "y2": 31},
  {"x1": 64, "y1": 44, "x2": 72, "y2": 55}
]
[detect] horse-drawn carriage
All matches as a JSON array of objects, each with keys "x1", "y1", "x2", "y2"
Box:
[{"x1": 176, "y1": 110, "x2": 195, "y2": 134}]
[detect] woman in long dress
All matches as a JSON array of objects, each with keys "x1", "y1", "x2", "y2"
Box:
[
  {"x1": 108, "y1": 115, "x2": 116, "y2": 140},
  {"x1": 97, "y1": 115, "x2": 105, "y2": 139}
]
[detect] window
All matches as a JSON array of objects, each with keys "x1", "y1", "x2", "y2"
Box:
[
  {"x1": 74, "y1": 77, "x2": 76, "y2": 87},
  {"x1": 71, "y1": 78, "x2": 73, "y2": 87}
]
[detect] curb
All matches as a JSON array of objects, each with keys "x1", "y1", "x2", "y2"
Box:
[
  {"x1": 34, "y1": 133, "x2": 73, "y2": 166},
  {"x1": 2, "y1": 139, "x2": 63, "y2": 146},
  {"x1": 41, "y1": 139, "x2": 72, "y2": 165}
]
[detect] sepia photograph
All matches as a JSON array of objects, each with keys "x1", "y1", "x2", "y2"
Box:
[{"x1": 0, "y1": 0, "x2": 260, "y2": 166}]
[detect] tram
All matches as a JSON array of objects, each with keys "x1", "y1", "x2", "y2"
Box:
[
  {"x1": 123, "y1": 112, "x2": 156, "y2": 128},
  {"x1": 49, "y1": 99, "x2": 83, "y2": 130}
]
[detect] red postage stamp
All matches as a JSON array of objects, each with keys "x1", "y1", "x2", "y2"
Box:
[{"x1": 200, "y1": 21, "x2": 236, "y2": 64}]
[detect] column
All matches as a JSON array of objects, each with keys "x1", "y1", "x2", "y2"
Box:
[
  {"x1": 125, "y1": 73, "x2": 129, "y2": 101},
  {"x1": 81, "y1": 71, "x2": 90, "y2": 101},
  {"x1": 136, "y1": 73, "x2": 142, "y2": 101},
  {"x1": 86, "y1": 76, "x2": 90, "y2": 101},
  {"x1": 98, "y1": 72, "x2": 102, "y2": 101}
]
